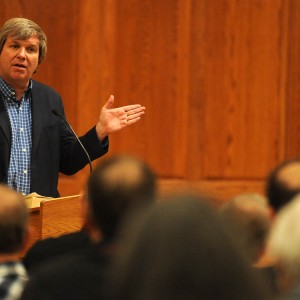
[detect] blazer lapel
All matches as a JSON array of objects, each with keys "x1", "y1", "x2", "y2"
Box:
[
  {"x1": 0, "y1": 96, "x2": 11, "y2": 145},
  {"x1": 31, "y1": 84, "x2": 46, "y2": 157}
]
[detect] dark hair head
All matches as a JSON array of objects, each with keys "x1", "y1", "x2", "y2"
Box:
[
  {"x1": 266, "y1": 158, "x2": 300, "y2": 212},
  {"x1": 0, "y1": 185, "x2": 28, "y2": 253},
  {"x1": 0, "y1": 17, "x2": 47, "y2": 64},
  {"x1": 86, "y1": 155, "x2": 156, "y2": 239},
  {"x1": 109, "y1": 194, "x2": 271, "y2": 300}
]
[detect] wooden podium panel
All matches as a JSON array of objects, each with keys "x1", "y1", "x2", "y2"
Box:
[
  {"x1": 23, "y1": 194, "x2": 83, "y2": 256},
  {"x1": 40, "y1": 195, "x2": 83, "y2": 239}
]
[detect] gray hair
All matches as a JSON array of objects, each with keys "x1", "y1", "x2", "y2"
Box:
[
  {"x1": 220, "y1": 193, "x2": 271, "y2": 263},
  {"x1": 0, "y1": 17, "x2": 47, "y2": 64}
]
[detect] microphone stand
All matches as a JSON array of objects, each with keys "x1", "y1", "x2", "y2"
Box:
[{"x1": 52, "y1": 109, "x2": 93, "y2": 173}]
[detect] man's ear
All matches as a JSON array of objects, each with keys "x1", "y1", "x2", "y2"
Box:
[
  {"x1": 80, "y1": 191, "x2": 94, "y2": 230},
  {"x1": 269, "y1": 206, "x2": 276, "y2": 221},
  {"x1": 80, "y1": 192, "x2": 103, "y2": 243},
  {"x1": 80, "y1": 192, "x2": 88, "y2": 223},
  {"x1": 20, "y1": 227, "x2": 30, "y2": 254}
]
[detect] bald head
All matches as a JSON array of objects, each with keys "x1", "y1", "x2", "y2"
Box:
[
  {"x1": 267, "y1": 159, "x2": 300, "y2": 212},
  {"x1": 276, "y1": 162, "x2": 300, "y2": 190},
  {"x1": 86, "y1": 155, "x2": 156, "y2": 239},
  {"x1": 100, "y1": 158, "x2": 150, "y2": 189},
  {"x1": 222, "y1": 194, "x2": 270, "y2": 218},
  {"x1": 0, "y1": 185, "x2": 28, "y2": 253}
]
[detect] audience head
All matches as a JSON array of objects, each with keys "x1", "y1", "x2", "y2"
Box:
[
  {"x1": 0, "y1": 184, "x2": 28, "y2": 254},
  {"x1": 108, "y1": 193, "x2": 271, "y2": 300},
  {"x1": 220, "y1": 193, "x2": 271, "y2": 263},
  {"x1": 267, "y1": 193, "x2": 300, "y2": 291},
  {"x1": 266, "y1": 158, "x2": 300, "y2": 213},
  {"x1": 85, "y1": 155, "x2": 156, "y2": 240}
]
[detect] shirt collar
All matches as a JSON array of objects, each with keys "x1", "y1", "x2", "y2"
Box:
[{"x1": 0, "y1": 77, "x2": 32, "y2": 99}]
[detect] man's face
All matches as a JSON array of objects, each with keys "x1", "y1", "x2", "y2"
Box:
[{"x1": 0, "y1": 34, "x2": 39, "y2": 89}]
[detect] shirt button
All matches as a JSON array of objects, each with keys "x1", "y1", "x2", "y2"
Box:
[
  {"x1": 23, "y1": 170, "x2": 27, "y2": 174},
  {"x1": 22, "y1": 148, "x2": 26, "y2": 152},
  {"x1": 20, "y1": 128, "x2": 24, "y2": 132}
]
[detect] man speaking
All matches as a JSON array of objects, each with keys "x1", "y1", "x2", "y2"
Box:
[{"x1": 0, "y1": 17, "x2": 145, "y2": 197}]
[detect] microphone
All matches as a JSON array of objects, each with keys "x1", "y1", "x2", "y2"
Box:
[{"x1": 52, "y1": 109, "x2": 93, "y2": 173}]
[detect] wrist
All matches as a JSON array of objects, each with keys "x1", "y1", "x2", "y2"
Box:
[{"x1": 96, "y1": 124, "x2": 108, "y2": 142}]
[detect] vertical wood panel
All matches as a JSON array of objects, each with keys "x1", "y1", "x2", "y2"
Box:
[
  {"x1": 77, "y1": 0, "x2": 116, "y2": 133},
  {"x1": 108, "y1": 0, "x2": 191, "y2": 178},
  {"x1": 189, "y1": 0, "x2": 288, "y2": 180},
  {"x1": 286, "y1": 0, "x2": 300, "y2": 158}
]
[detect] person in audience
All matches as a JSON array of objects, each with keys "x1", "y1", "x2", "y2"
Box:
[
  {"x1": 267, "y1": 193, "x2": 300, "y2": 299},
  {"x1": 23, "y1": 223, "x2": 90, "y2": 273},
  {"x1": 219, "y1": 193, "x2": 277, "y2": 295},
  {"x1": 20, "y1": 154, "x2": 157, "y2": 300},
  {"x1": 220, "y1": 193, "x2": 271, "y2": 264},
  {"x1": 266, "y1": 158, "x2": 300, "y2": 213},
  {"x1": 261, "y1": 157, "x2": 300, "y2": 294},
  {"x1": 0, "y1": 184, "x2": 29, "y2": 299},
  {"x1": 107, "y1": 194, "x2": 272, "y2": 300}
]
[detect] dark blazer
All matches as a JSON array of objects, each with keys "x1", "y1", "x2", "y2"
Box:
[
  {"x1": 23, "y1": 230, "x2": 91, "y2": 273},
  {"x1": 21, "y1": 243, "x2": 113, "y2": 300},
  {"x1": 0, "y1": 80, "x2": 108, "y2": 197}
]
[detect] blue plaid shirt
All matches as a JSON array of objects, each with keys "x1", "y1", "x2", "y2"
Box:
[
  {"x1": 0, "y1": 261, "x2": 28, "y2": 300},
  {"x1": 0, "y1": 77, "x2": 32, "y2": 195}
]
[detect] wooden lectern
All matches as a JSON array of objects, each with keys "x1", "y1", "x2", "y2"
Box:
[{"x1": 23, "y1": 194, "x2": 83, "y2": 255}]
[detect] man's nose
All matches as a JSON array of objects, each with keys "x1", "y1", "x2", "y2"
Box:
[{"x1": 17, "y1": 47, "x2": 26, "y2": 60}]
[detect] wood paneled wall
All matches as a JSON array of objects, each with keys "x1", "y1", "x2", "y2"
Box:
[{"x1": 1, "y1": 0, "x2": 299, "y2": 202}]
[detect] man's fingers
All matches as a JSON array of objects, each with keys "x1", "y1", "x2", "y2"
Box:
[
  {"x1": 125, "y1": 106, "x2": 146, "y2": 116},
  {"x1": 123, "y1": 104, "x2": 145, "y2": 112},
  {"x1": 127, "y1": 110, "x2": 145, "y2": 119},
  {"x1": 126, "y1": 117, "x2": 141, "y2": 125}
]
